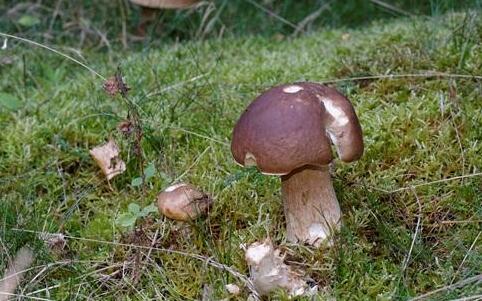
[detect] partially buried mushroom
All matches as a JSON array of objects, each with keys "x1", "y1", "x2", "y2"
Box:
[
  {"x1": 130, "y1": 0, "x2": 199, "y2": 9},
  {"x1": 157, "y1": 183, "x2": 212, "y2": 221},
  {"x1": 231, "y1": 82, "x2": 364, "y2": 246},
  {"x1": 129, "y1": 0, "x2": 200, "y2": 36}
]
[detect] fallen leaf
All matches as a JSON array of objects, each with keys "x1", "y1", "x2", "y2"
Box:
[
  {"x1": 89, "y1": 139, "x2": 126, "y2": 180},
  {"x1": 245, "y1": 239, "x2": 310, "y2": 297},
  {"x1": 0, "y1": 247, "x2": 34, "y2": 301}
]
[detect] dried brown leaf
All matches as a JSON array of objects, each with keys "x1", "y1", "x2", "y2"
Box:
[{"x1": 89, "y1": 139, "x2": 126, "y2": 180}]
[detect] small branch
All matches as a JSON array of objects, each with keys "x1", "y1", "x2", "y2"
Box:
[
  {"x1": 450, "y1": 231, "x2": 481, "y2": 285},
  {"x1": 244, "y1": 0, "x2": 297, "y2": 30},
  {"x1": 375, "y1": 172, "x2": 482, "y2": 194},
  {"x1": 408, "y1": 274, "x2": 482, "y2": 301},
  {"x1": 145, "y1": 73, "x2": 209, "y2": 98},
  {"x1": 369, "y1": 0, "x2": 414, "y2": 17},
  {"x1": 401, "y1": 188, "x2": 422, "y2": 273},
  {"x1": 0, "y1": 32, "x2": 105, "y2": 80},
  {"x1": 319, "y1": 72, "x2": 482, "y2": 85},
  {"x1": 293, "y1": 1, "x2": 332, "y2": 36}
]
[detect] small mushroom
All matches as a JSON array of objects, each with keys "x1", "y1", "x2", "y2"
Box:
[
  {"x1": 157, "y1": 183, "x2": 212, "y2": 221},
  {"x1": 129, "y1": 0, "x2": 200, "y2": 36},
  {"x1": 130, "y1": 0, "x2": 199, "y2": 8},
  {"x1": 231, "y1": 82, "x2": 364, "y2": 246}
]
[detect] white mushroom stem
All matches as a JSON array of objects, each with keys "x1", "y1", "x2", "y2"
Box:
[
  {"x1": 281, "y1": 166, "x2": 340, "y2": 246},
  {"x1": 245, "y1": 239, "x2": 307, "y2": 297}
]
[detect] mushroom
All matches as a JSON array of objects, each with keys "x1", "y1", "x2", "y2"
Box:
[
  {"x1": 130, "y1": 0, "x2": 199, "y2": 9},
  {"x1": 231, "y1": 82, "x2": 363, "y2": 246},
  {"x1": 157, "y1": 183, "x2": 212, "y2": 221},
  {"x1": 129, "y1": 0, "x2": 200, "y2": 36}
]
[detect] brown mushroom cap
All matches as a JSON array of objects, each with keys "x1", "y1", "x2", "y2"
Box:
[
  {"x1": 157, "y1": 183, "x2": 211, "y2": 221},
  {"x1": 231, "y1": 82, "x2": 363, "y2": 175},
  {"x1": 130, "y1": 0, "x2": 198, "y2": 9}
]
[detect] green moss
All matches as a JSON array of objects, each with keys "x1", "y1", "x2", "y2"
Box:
[{"x1": 1, "y1": 11, "x2": 481, "y2": 300}]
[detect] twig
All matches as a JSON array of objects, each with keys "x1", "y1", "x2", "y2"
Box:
[
  {"x1": 24, "y1": 262, "x2": 127, "y2": 297},
  {"x1": 172, "y1": 146, "x2": 211, "y2": 183},
  {"x1": 448, "y1": 295, "x2": 482, "y2": 301},
  {"x1": 408, "y1": 274, "x2": 482, "y2": 301},
  {"x1": 369, "y1": 0, "x2": 414, "y2": 17},
  {"x1": 244, "y1": 0, "x2": 297, "y2": 30},
  {"x1": 162, "y1": 126, "x2": 229, "y2": 147},
  {"x1": 401, "y1": 188, "x2": 422, "y2": 272},
  {"x1": 0, "y1": 260, "x2": 105, "y2": 284},
  {"x1": 0, "y1": 292, "x2": 52, "y2": 301},
  {"x1": 293, "y1": 1, "x2": 332, "y2": 36},
  {"x1": 56, "y1": 163, "x2": 67, "y2": 203},
  {"x1": 423, "y1": 220, "x2": 482, "y2": 227},
  {"x1": 376, "y1": 172, "x2": 482, "y2": 194},
  {"x1": 0, "y1": 32, "x2": 105, "y2": 80},
  {"x1": 319, "y1": 72, "x2": 482, "y2": 85},
  {"x1": 47, "y1": 0, "x2": 63, "y2": 35},
  {"x1": 134, "y1": 228, "x2": 160, "y2": 285},
  {"x1": 145, "y1": 73, "x2": 209, "y2": 98},
  {"x1": 117, "y1": 0, "x2": 128, "y2": 49},
  {"x1": 450, "y1": 231, "x2": 481, "y2": 285}
]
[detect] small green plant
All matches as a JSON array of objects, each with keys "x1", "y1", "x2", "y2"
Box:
[
  {"x1": 0, "y1": 92, "x2": 22, "y2": 111},
  {"x1": 116, "y1": 203, "x2": 158, "y2": 229},
  {"x1": 131, "y1": 162, "x2": 156, "y2": 187},
  {"x1": 17, "y1": 15, "x2": 41, "y2": 28}
]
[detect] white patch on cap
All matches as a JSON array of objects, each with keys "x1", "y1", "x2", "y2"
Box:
[
  {"x1": 326, "y1": 130, "x2": 337, "y2": 144},
  {"x1": 244, "y1": 152, "x2": 257, "y2": 166},
  {"x1": 164, "y1": 183, "x2": 187, "y2": 192},
  {"x1": 317, "y1": 96, "x2": 349, "y2": 126},
  {"x1": 283, "y1": 85, "x2": 304, "y2": 93}
]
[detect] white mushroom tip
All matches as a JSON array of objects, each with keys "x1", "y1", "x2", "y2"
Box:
[
  {"x1": 283, "y1": 85, "x2": 304, "y2": 93},
  {"x1": 164, "y1": 183, "x2": 188, "y2": 192}
]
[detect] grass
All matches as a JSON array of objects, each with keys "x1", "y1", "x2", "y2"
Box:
[
  {"x1": 1, "y1": 4, "x2": 482, "y2": 301},
  {"x1": 1, "y1": 0, "x2": 481, "y2": 47}
]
